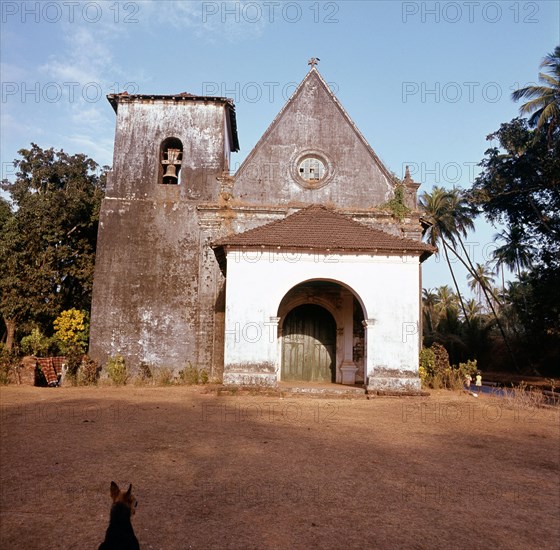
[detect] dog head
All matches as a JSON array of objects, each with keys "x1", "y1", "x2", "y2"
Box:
[{"x1": 109, "y1": 481, "x2": 138, "y2": 515}]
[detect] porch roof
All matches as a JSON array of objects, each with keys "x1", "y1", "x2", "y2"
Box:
[{"x1": 212, "y1": 205, "x2": 436, "y2": 261}]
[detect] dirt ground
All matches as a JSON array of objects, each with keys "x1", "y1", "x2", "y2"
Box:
[{"x1": 0, "y1": 385, "x2": 558, "y2": 550}]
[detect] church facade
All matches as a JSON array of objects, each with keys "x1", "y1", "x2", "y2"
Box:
[{"x1": 89, "y1": 67, "x2": 434, "y2": 392}]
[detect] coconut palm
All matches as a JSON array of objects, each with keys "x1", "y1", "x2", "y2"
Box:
[
  {"x1": 512, "y1": 46, "x2": 560, "y2": 137},
  {"x1": 467, "y1": 263, "x2": 495, "y2": 305},
  {"x1": 422, "y1": 288, "x2": 439, "y2": 335},
  {"x1": 421, "y1": 186, "x2": 520, "y2": 370},
  {"x1": 492, "y1": 226, "x2": 535, "y2": 280},
  {"x1": 435, "y1": 285, "x2": 458, "y2": 314},
  {"x1": 463, "y1": 298, "x2": 483, "y2": 322},
  {"x1": 419, "y1": 187, "x2": 471, "y2": 326}
]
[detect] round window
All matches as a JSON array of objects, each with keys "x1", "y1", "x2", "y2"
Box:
[
  {"x1": 291, "y1": 150, "x2": 333, "y2": 189},
  {"x1": 298, "y1": 156, "x2": 326, "y2": 182}
]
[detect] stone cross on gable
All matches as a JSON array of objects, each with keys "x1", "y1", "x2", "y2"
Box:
[{"x1": 308, "y1": 57, "x2": 320, "y2": 68}]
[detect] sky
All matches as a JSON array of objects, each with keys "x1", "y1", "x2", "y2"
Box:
[{"x1": 1, "y1": 0, "x2": 559, "y2": 295}]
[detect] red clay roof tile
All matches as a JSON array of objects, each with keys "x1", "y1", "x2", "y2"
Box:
[{"x1": 212, "y1": 205, "x2": 435, "y2": 257}]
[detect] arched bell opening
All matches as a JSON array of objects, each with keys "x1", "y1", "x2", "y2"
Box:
[{"x1": 159, "y1": 137, "x2": 183, "y2": 185}]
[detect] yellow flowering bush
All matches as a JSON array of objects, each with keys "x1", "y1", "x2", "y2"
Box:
[{"x1": 53, "y1": 309, "x2": 88, "y2": 353}]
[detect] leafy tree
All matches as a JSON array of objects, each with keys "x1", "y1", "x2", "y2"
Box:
[
  {"x1": 512, "y1": 45, "x2": 560, "y2": 137},
  {"x1": 470, "y1": 47, "x2": 560, "y2": 373},
  {"x1": 419, "y1": 186, "x2": 472, "y2": 325},
  {"x1": 0, "y1": 144, "x2": 106, "y2": 349},
  {"x1": 470, "y1": 118, "x2": 560, "y2": 269}
]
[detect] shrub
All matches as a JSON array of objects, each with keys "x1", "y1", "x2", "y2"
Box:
[
  {"x1": 105, "y1": 354, "x2": 128, "y2": 386},
  {"x1": 199, "y1": 369, "x2": 209, "y2": 385},
  {"x1": 178, "y1": 364, "x2": 198, "y2": 385},
  {"x1": 419, "y1": 343, "x2": 470, "y2": 390},
  {"x1": 63, "y1": 345, "x2": 85, "y2": 385},
  {"x1": 138, "y1": 363, "x2": 153, "y2": 383},
  {"x1": 0, "y1": 345, "x2": 19, "y2": 385},
  {"x1": 53, "y1": 309, "x2": 89, "y2": 354},
  {"x1": 20, "y1": 328, "x2": 54, "y2": 356},
  {"x1": 156, "y1": 367, "x2": 174, "y2": 386},
  {"x1": 77, "y1": 356, "x2": 100, "y2": 386}
]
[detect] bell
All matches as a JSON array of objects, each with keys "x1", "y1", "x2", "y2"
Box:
[{"x1": 163, "y1": 164, "x2": 178, "y2": 179}]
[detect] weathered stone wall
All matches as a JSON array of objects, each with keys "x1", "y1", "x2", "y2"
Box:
[
  {"x1": 233, "y1": 70, "x2": 394, "y2": 208},
  {"x1": 90, "y1": 72, "x2": 428, "y2": 384},
  {"x1": 89, "y1": 99, "x2": 231, "y2": 374}
]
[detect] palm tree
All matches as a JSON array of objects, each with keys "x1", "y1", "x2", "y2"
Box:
[
  {"x1": 492, "y1": 226, "x2": 535, "y2": 280},
  {"x1": 421, "y1": 186, "x2": 521, "y2": 370},
  {"x1": 419, "y1": 187, "x2": 471, "y2": 326},
  {"x1": 512, "y1": 46, "x2": 560, "y2": 138},
  {"x1": 422, "y1": 288, "x2": 439, "y2": 336},
  {"x1": 463, "y1": 298, "x2": 483, "y2": 323},
  {"x1": 435, "y1": 285, "x2": 458, "y2": 314},
  {"x1": 467, "y1": 263, "x2": 495, "y2": 305}
]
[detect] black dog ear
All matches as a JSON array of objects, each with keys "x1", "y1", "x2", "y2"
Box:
[{"x1": 110, "y1": 481, "x2": 120, "y2": 499}]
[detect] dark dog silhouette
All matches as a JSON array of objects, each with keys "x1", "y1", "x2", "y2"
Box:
[{"x1": 99, "y1": 481, "x2": 140, "y2": 550}]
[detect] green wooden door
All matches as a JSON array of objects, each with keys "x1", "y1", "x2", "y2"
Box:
[{"x1": 282, "y1": 304, "x2": 336, "y2": 382}]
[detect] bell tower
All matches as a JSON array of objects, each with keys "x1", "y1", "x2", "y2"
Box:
[{"x1": 89, "y1": 91, "x2": 238, "y2": 371}]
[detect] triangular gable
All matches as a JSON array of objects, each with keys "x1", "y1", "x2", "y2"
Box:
[{"x1": 233, "y1": 68, "x2": 394, "y2": 207}]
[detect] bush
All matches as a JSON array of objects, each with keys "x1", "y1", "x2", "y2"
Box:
[
  {"x1": 177, "y1": 363, "x2": 208, "y2": 385},
  {"x1": 177, "y1": 363, "x2": 198, "y2": 385},
  {"x1": 77, "y1": 356, "x2": 100, "y2": 386},
  {"x1": 53, "y1": 309, "x2": 89, "y2": 354},
  {"x1": 0, "y1": 345, "x2": 19, "y2": 385},
  {"x1": 420, "y1": 343, "x2": 471, "y2": 390},
  {"x1": 105, "y1": 354, "x2": 128, "y2": 386},
  {"x1": 20, "y1": 328, "x2": 54, "y2": 356},
  {"x1": 135, "y1": 362, "x2": 153, "y2": 384},
  {"x1": 156, "y1": 367, "x2": 174, "y2": 386}
]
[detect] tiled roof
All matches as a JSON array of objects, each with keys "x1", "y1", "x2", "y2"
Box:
[{"x1": 212, "y1": 205, "x2": 436, "y2": 258}]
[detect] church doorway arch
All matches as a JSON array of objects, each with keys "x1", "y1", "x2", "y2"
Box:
[
  {"x1": 278, "y1": 280, "x2": 365, "y2": 385},
  {"x1": 281, "y1": 304, "x2": 336, "y2": 382}
]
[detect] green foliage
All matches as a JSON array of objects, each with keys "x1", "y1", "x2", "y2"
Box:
[
  {"x1": 63, "y1": 345, "x2": 86, "y2": 385},
  {"x1": 199, "y1": 369, "x2": 209, "y2": 384},
  {"x1": 104, "y1": 354, "x2": 128, "y2": 386},
  {"x1": 420, "y1": 343, "x2": 468, "y2": 390},
  {"x1": 178, "y1": 364, "x2": 200, "y2": 385},
  {"x1": 0, "y1": 144, "x2": 106, "y2": 349},
  {"x1": 53, "y1": 309, "x2": 89, "y2": 353},
  {"x1": 20, "y1": 327, "x2": 54, "y2": 356},
  {"x1": 456, "y1": 359, "x2": 478, "y2": 377},
  {"x1": 419, "y1": 347, "x2": 435, "y2": 378},
  {"x1": 177, "y1": 363, "x2": 208, "y2": 385},
  {"x1": 382, "y1": 181, "x2": 411, "y2": 222},
  {"x1": 511, "y1": 45, "x2": 560, "y2": 133},
  {"x1": 0, "y1": 344, "x2": 19, "y2": 385},
  {"x1": 471, "y1": 118, "x2": 559, "y2": 270}
]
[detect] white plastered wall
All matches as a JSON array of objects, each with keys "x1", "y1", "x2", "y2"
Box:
[{"x1": 223, "y1": 248, "x2": 421, "y2": 389}]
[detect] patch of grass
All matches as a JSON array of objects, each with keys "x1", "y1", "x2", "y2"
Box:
[
  {"x1": 500, "y1": 382, "x2": 547, "y2": 410},
  {"x1": 104, "y1": 354, "x2": 128, "y2": 386},
  {"x1": 177, "y1": 363, "x2": 208, "y2": 385},
  {"x1": 156, "y1": 367, "x2": 174, "y2": 386}
]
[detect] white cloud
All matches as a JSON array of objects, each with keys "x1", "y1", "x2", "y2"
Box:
[{"x1": 139, "y1": 0, "x2": 268, "y2": 43}]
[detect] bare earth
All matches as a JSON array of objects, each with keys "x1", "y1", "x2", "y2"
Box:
[{"x1": 1, "y1": 386, "x2": 558, "y2": 550}]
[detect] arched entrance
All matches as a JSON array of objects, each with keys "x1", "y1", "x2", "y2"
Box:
[{"x1": 281, "y1": 304, "x2": 336, "y2": 382}]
